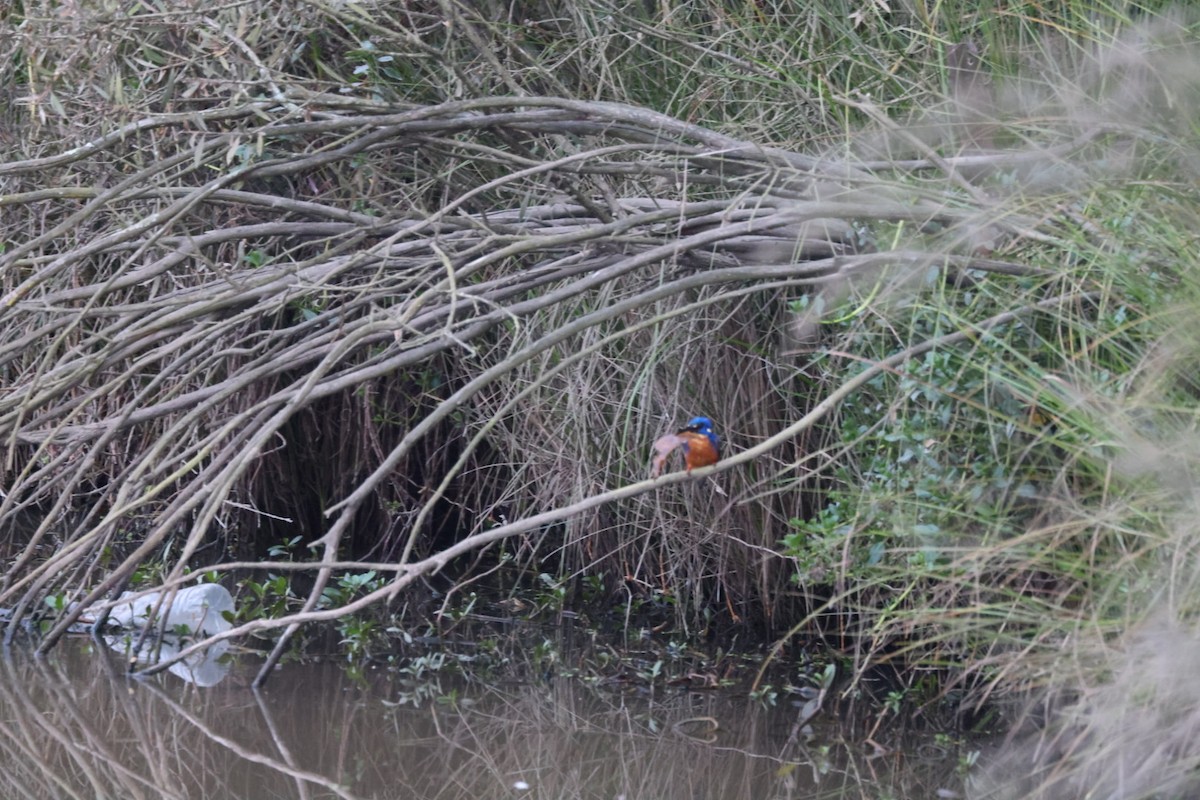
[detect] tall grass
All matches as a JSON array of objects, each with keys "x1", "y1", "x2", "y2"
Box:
[{"x1": 2, "y1": 2, "x2": 1200, "y2": 791}]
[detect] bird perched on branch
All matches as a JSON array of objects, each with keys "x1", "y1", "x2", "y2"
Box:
[{"x1": 650, "y1": 416, "x2": 722, "y2": 477}]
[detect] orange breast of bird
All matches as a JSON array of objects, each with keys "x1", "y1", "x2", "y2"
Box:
[{"x1": 678, "y1": 431, "x2": 720, "y2": 471}]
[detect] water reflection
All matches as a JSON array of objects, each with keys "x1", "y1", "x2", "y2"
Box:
[{"x1": 0, "y1": 638, "x2": 967, "y2": 799}]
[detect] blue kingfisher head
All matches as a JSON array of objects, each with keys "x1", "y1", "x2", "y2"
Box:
[{"x1": 680, "y1": 416, "x2": 720, "y2": 454}]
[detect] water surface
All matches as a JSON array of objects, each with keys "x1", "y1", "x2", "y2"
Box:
[{"x1": 0, "y1": 636, "x2": 970, "y2": 799}]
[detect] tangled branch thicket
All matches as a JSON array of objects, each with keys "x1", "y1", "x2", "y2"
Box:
[
  {"x1": 0, "y1": 91, "x2": 961, "y2": 622},
  {"x1": 5, "y1": 1, "x2": 1198, "y2": 705}
]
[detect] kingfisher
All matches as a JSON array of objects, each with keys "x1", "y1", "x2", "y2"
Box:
[
  {"x1": 676, "y1": 416, "x2": 721, "y2": 471},
  {"x1": 650, "y1": 416, "x2": 723, "y2": 477}
]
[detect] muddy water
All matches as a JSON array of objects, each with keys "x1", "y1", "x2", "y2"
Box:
[{"x1": 0, "y1": 636, "x2": 970, "y2": 799}]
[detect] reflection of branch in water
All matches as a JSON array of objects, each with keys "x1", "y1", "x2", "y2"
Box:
[
  {"x1": 136, "y1": 678, "x2": 365, "y2": 800},
  {"x1": 250, "y1": 687, "x2": 313, "y2": 800},
  {"x1": 0, "y1": 647, "x2": 165, "y2": 798},
  {"x1": 671, "y1": 715, "x2": 719, "y2": 744},
  {"x1": 0, "y1": 644, "x2": 367, "y2": 800}
]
